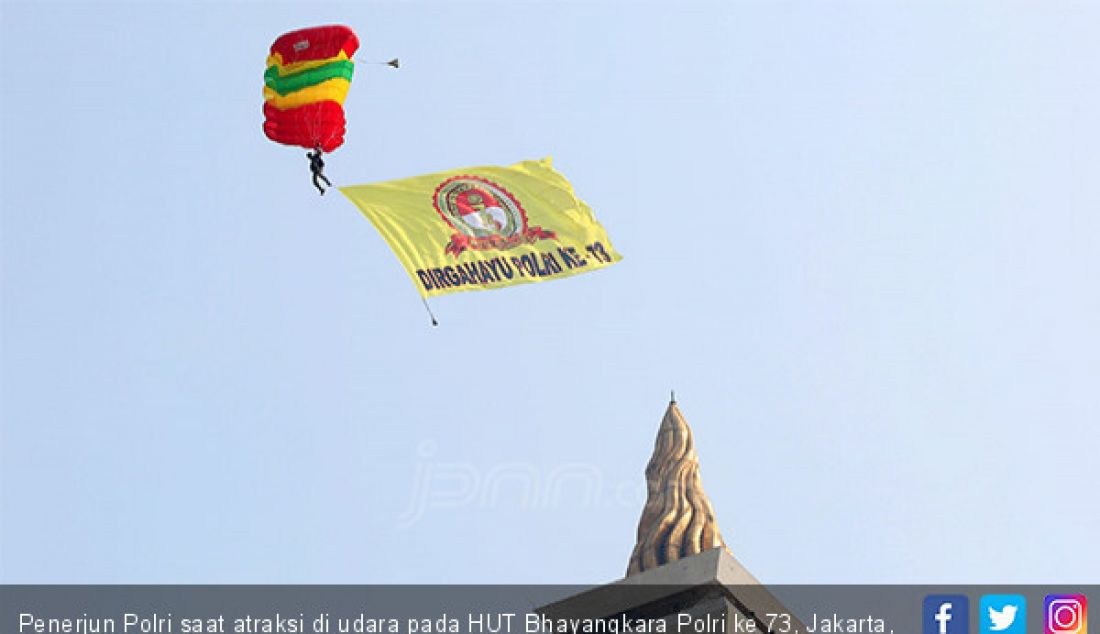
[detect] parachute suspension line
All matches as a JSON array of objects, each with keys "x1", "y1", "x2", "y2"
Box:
[
  {"x1": 322, "y1": 94, "x2": 341, "y2": 152},
  {"x1": 306, "y1": 104, "x2": 334, "y2": 156},
  {"x1": 304, "y1": 104, "x2": 322, "y2": 154},
  {"x1": 421, "y1": 297, "x2": 439, "y2": 327}
]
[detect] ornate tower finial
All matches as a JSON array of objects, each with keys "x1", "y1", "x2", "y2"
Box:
[{"x1": 626, "y1": 400, "x2": 727, "y2": 576}]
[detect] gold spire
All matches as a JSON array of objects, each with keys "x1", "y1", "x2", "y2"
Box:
[{"x1": 626, "y1": 399, "x2": 727, "y2": 576}]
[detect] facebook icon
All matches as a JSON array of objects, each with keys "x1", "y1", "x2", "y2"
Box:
[{"x1": 924, "y1": 595, "x2": 970, "y2": 634}]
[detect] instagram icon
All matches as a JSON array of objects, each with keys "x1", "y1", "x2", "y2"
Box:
[{"x1": 1045, "y1": 595, "x2": 1088, "y2": 634}]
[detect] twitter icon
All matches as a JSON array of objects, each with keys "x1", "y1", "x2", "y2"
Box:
[{"x1": 981, "y1": 595, "x2": 1026, "y2": 634}]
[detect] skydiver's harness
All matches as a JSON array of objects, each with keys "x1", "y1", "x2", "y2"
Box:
[{"x1": 309, "y1": 151, "x2": 325, "y2": 173}]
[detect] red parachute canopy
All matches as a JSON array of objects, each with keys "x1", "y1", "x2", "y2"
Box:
[
  {"x1": 269, "y1": 25, "x2": 359, "y2": 64},
  {"x1": 263, "y1": 25, "x2": 360, "y2": 152}
]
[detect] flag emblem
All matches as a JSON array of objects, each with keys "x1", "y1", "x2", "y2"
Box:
[{"x1": 433, "y1": 175, "x2": 556, "y2": 256}]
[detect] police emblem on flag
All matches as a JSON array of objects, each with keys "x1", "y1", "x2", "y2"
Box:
[{"x1": 432, "y1": 175, "x2": 556, "y2": 256}]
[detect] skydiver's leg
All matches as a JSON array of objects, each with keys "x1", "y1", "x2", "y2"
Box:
[
  {"x1": 319, "y1": 172, "x2": 332, "y2": 187},
  {"x1": 313, "y1": 173, "x2": 326, "y2": 195}
]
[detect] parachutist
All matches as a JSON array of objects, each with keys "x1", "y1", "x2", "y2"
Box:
[{"x1": 307, "y1": 146, "x2": 332, "y2": 195}]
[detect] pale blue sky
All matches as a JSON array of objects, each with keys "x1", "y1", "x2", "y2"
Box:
[{"x1": 2, "y1": 1, "x2": 1098, "y2": 584}]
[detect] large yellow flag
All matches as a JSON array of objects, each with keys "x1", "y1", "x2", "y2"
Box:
[{"x1": 340, "y1": 158, "x2": 621, "y2": 297}]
